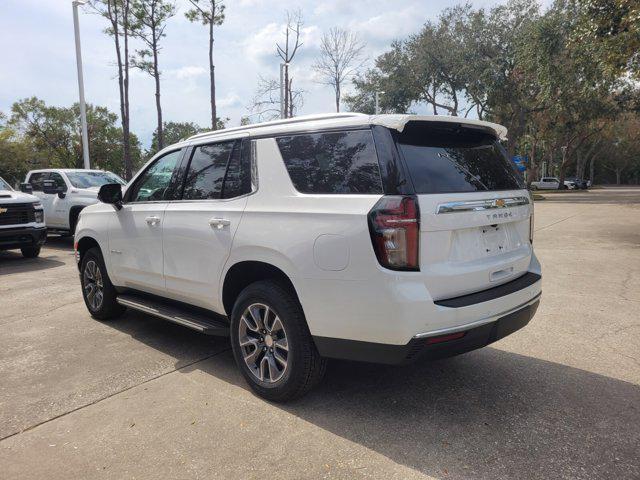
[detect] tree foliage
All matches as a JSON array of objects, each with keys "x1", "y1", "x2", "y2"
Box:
[
  {"x1": 3, "y1": 97, "x2": 141, "y2": 180},
  {"x1": 345, "y1": 0, "x2": 639, "y2": 185}
]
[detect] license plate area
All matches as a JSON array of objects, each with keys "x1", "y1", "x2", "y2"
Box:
[{"x1": 481, "y1": 224, "x2": 508, "y2": 257}]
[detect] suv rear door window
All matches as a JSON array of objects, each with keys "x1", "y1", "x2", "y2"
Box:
[
  {"x1": 276, "y1": 130, "x2": 383, "y2": 194},
  {"x1": 182, "y1": 141, "x2": 236, "y2": 200},
  {"x1": 396, "y1": 122, "x2": 524, "y2": 194}
]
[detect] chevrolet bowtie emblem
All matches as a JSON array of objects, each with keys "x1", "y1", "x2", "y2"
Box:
[
  {"x1": 495, "y1": 199, "x2": 506, "y2": 208},
  {"x1": 0, "y1": 207, "x2": 7, "y2": 214}
]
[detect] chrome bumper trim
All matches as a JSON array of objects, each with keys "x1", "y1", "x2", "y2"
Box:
[{"x1": 413, "y1": 292, "x2": 541, "y2": 339}]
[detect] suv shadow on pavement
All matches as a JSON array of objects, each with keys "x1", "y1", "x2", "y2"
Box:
[{"x1": 106, "y1": 309, "x2": 640, "y2": 480}]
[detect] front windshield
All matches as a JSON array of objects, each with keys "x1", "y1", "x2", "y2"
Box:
[
  {"x1": 0, "y1": 177, "x2": 13, "y2": 190},
  {"x1": 66, "y1": 171, "x2": 126, "y2": 188}
]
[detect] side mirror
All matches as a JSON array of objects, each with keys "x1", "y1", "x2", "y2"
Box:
[
  {"x1": 20, "y1": 183, "x2": 33, "y2": 194},
  {"x1": 98, "y1": 183, "x2": 123, "y2": 210}
]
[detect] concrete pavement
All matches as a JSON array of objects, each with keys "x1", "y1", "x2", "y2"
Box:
[{"x1": 1, "y1": 187, "x2": 639, "y2": 479}]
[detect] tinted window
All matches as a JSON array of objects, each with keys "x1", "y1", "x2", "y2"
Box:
[
  {"x1": 28, "y1": 172, "x2": 46, "y2": 191},
  {"x1": 396, "y1": 122, "x2": 524, "y2": 194},
  {"x1": 128, "y1": 150, "x2": 182, "y2": 202},
  {"x1": 276, "y1": 130, "x2": 383, "y2": 194},
  {"x1": 221, "y1": 141, "x2": 252, "y2": 199},
  {"x1": 48, "y1": 172, "x2": 67, "y2": 191},
  {"x1": 67, "y1": 171, "x2": 126, "y2": 188},
  {"x1": 182, "y1": 141, "x2": 235, "y2": 200}
]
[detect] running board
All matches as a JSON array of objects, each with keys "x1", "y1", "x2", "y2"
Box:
[{"x1": 116, "y1": 294, "x2": 229, "y2": 336}]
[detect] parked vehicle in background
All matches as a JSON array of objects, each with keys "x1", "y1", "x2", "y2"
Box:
[
  {"x1": 75, "y1": 113, "x2": 541, "y2": 401},
  {"x1": 565, "y1": 177, "x2": 589, "y2": 190},
  {"x1": 530, "y1": 177, "x2": 571, "y2": 190},
  {"x1": 0, "y1": 176, "x2": 46, "y2": 258},
  {"x1": 23, "y1": 169, "x2": 126, "y2": 235}
]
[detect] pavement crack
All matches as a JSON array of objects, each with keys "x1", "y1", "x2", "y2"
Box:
[
  {"x1": 535, "y1": 213, "x2": 582, "y2": 232},
  {"x1": 0, "y1": 348, "x2": 231, "y2": 443}
]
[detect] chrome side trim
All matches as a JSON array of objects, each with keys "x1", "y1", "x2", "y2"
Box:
[
  {"x1": 413, "y1": 292, "x2": 541, "y2": 339},
  {"x1": 436, "y1": 196, "x2": 530, "y2": 214}
]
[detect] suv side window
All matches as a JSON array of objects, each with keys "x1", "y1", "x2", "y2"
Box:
[
  {"x1": 127, "y1": 149, "x2": 183, "y2": 202},
  {"x1": 28, "y1": 172, "x2": 47, "y2": 191},
  {"x1": 182, "y1": 140, "x2": 237, "y2": 200},
  {"x1": 276, "y1": 130, "x2": 383, "y2": 194}
]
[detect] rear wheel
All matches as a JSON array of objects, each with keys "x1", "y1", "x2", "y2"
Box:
[
  {"x1": 80, "y1": 247, "x2": 125, "y2": 320},
  {"x1": 230, "y1": 280, "x2": 327, "y2": 402},
  {"x1": 20, "y1": 246, "x2": 41, "y2": 258}
]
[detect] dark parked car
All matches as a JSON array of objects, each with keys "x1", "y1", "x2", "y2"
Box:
[{"x1": 565, "y1": 177, "x2": 588, "y2": 190}]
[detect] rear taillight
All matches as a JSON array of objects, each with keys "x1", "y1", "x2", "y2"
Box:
[{"x1": 368, "y1": 195, "x2": 420, "y2": 271}]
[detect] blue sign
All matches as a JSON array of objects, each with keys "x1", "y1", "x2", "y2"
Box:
[{"x1": 512, "y1": 155, "x2": 527, "y2": 172}]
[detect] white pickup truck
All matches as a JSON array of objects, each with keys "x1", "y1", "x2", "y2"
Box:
[
  {"x1": 530, "y1": 177, "x2": 573, "y2": 190},
  {"x1": 23, "y1": 169, "x2": 126, "y2": 235},
  {"x1": 0, "y1": 176, "x2": 46, "y2": 257}
]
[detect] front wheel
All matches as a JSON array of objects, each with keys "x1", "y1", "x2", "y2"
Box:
[
  {"x1": 80, "y1": 247, "x2": 125, "y2": 320},
  {"x1": 230, "y1": 281, "x2": 327, "y2": 402},
  {"x1": 20, "y1": 246, "x2": 41, "y2": 258}
]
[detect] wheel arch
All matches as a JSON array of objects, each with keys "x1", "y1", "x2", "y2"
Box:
[
  {"x1": 222, "y1": 260, "x2": 300, "y2": 317},
  {"x1": 69, "y1": 205, "x2": 85, "y2": 232},
  {"x1": 75, "y1": 236, "x2": 101, "y2": 271}
]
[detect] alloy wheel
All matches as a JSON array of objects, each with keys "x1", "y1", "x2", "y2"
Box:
[
  {"x1": 83, "y1": 260, "x2": 104, "y2": 311},
  {"x1": 238, "y1": 303, "x2": 289, "y2": 383}
]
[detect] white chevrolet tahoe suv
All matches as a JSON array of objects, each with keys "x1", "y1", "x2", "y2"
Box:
[
  {"x1": 0, "y1": 176, "x2": 46, "y2": 257},
  {"x1": 24, "y1": 169, "x2": 125, "y2": 235},
  {"x1": 74, "y1": 113, "x2": 541, "y2": 401}
]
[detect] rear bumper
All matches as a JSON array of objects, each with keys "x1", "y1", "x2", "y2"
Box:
[
  {"x1": 0, "y1": 226, "x2": 47, "y2": 250},
  {"x1": 314, "y1": 297, "x2": 539, "y2": 365}
]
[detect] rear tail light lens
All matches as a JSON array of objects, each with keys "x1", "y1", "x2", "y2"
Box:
[
  {"x1": 368, "y1": 195, "x2": 420, "y2": 271},
  {"x1": 529, "y1": 213, "x2": 534, "y2": 244}
]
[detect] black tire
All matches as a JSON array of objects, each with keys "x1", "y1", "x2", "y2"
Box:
[
  {"x1": 20, "y1": 246, "x2": 41, "y2": 258},
  {"x1": 530, "y1": 185, "x2": 538, "y2": 191},
  {"x1": 80, "y1": 247, "x2": 125, "y2": 320},
  {"x1": 230, "y1": 280, "x2": 327, "y2": 402}
]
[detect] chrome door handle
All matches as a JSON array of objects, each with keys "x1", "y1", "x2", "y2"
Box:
[
  {"x1": 145, "y1": 215, "x2": 161, "y2": 226},
  {"x1": 209, "y1": 218, "x2": 231, "y2": 229}
]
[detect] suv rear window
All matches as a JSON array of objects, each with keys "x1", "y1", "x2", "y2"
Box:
[
  {"x1": 276, "y1": 130, "x2": 383, "y2": 194},
  {"x1": 395, "y1": 122, "x2": 524, "y2": 194}
]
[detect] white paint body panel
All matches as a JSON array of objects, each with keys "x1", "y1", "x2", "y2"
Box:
[{"x1": 75, "y1": 114, "x2": 541, "y2": 347}]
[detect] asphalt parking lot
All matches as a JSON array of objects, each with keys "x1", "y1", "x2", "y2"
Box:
[{"x1": 1, "y1": 187, "x2": 639, "y2": 480}]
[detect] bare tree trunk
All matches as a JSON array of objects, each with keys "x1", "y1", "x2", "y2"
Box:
[
  {"x1": 589, "y1": 154, "x2": 596, "y2": 184},
  {"x1": 114, "y1": 0, "x2": 132, "y2": 179},
  {"x1": 153, "y1": 40, "x2": 163, "y2": 149},
  {"x1": 209, "y1": 17, "x2": 216, "y2": 129},
  {"x1": 616, "y1": 168, "x2": 621, "y2": 185},
  {"x1": 335, "y1": 80, "x2": 340, "y2": 112}
]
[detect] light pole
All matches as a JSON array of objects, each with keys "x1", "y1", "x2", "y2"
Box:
[
  {"x1": 279, "y1": 63, "x2": 285, "y2": 119},
  {"x1": 374, "y1": 91, "x2": 385, "y2": 115},
  {"x1": 72, "y1": 0, "x2": 90, "y2": 170}
]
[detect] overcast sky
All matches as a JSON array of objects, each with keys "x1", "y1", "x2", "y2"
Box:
[{"x1": 0, "y1": 0, "x2": 543, "y2": 148}]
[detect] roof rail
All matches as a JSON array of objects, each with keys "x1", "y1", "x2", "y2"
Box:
[{"x1": 187, "y1": 112, "x2": 366, "y2": 141}]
